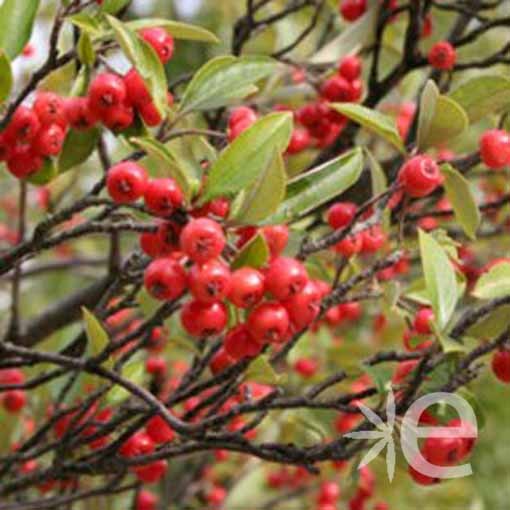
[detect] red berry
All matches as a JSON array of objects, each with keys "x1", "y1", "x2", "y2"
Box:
[
  {"x1": 320, "y1": 75, "x2": 355, "y2": 102},
  {"x1": 140, "y1": 27, "x2": 174, "y2": 63},
  {"x1": 392, "y1": 360, "x2": 419, "y2": 384},
  {"x1": 88, "y1": 73, "x2": 127, "y2": 118},
  {"x1": 189, "y1": 260, "x2": 231, "y2": 303},
  {"x1": 3, "y1": 390, "x2": 27, "y2": 413},
  {"x1": 155, "y1": 221, "x2": 182, "y2": 255},
  {"x1": 334, "y1": 234, "x2": 363, "y2": 257},
  {"x1": 5, "y1": 106, "x2": 40, "y2": 144},
  {"x1": 139, "y1": 101, "x2": 163, "y2": 127},
  {"x1": 34, "y1": 92, "x2": 67, "y2": 128},
  {"x1": 228, "y1": 268, "x2": 265, "y2": 308},
  {"x1": 294, "y1": 357, "x2": 318, "y2": 378},
  {"x1": 0, "y1": 369, "x2": 25, "y2": 385},
  {"x1": 327, "y1": 202, "x2": 357, "y2": 229},
  {"x1": 338, "y1": 55, "x2": 362, "y2": 81},
  {"x1": 408, "y1": 460, "x2": 440, "y2": 486},
  {"x1": 492, "y1": 349, "x2": 510, "y2": 383},
  {"x1": 180, "y1": 218, "x2": 226, "y2": 264},
  {"x1": 107, "y1": 162, "x2": 148, "y2": 203},
  {"x1": 209, "y1": 347, "x2": 235, "y2": 375},
  {"x1": 146, "y1": 414, "x2": 175, "y2": 444},
  {"x1": 339, "y1": 0, "x2": 367, "y2": 22},
  {"x1": 413, "y1": 307, "x2": 434, "y2": 334},
  {"x1": 286, "y1": 128, "x2": 311, "y2": 154},
  {"x1": 65, "y1": 97, "x2": 98, "y2": 131},
  {"x1": 206, "y1": 485, "x2": 227, "y2": 506},
  {"x1": 228, "y1": 107, "x2": 257, "y2": 129},
  {"x1": 6, "y1": 145, "x2": 43, "y2": 179},
  {"x1": 428, "y1": 41, "x2": 456, "y2": 71},
  {"x1": 283, "y1": 280, "x2": 321, "y2": 330},
  {"x1": 261, "y1": 225, "x2": 289, "y2": 257},
  {"x1": 265, "y1": 257, "x2": 308, "y2": 300},
  {"x1": 479, "y1": 129, "x2": 510, "y2": 169},
  {"x1": 318, "y1": 481, "x2": 340, "y2": 504},
  {"x1": 228, "y1": 117, "x2": 256, "y2": 141},
  {"x1": 144, "y1": 178, "x2": 183, "y2": 216},
  {"x1": 180, "y1": 300, "x2": 228, "y2": 337},
  {"x1": 134, "y1": 459, "x2": 168, "y2": 483},
  {"x1": 143, "y1": 258, "x2": 187, "y2": 301},
  {"x1": 398, "y1": 155, "x2": 442, "y2": 198},
  {"x1": 124, "y1": 68, "x2": 151, "y2": 107},
  {"x1": 119, "y1": 431, "x2": 154, "y2": 457},
  {"x1": 224, "y1": 324, "x2": 262, "y2": 360},
  {"x1": 421, "y1": 15, "x2": 433, "y2": 38},
  {"x1": 101, "y1": 103, "x2": 134, "y2": 132},
  {"x1": 33, "y1": 124, "x2": 66, "y2": 157},
  {"x1": 422, "y1": 435, "x2": 464, "y2": 466},
  {"x1": 145, "y1": 356, "x2": 167, "y2": 375},
  {"x1": 136, "y1": 490, "x2": 158, "y2": 510},
  {"x1": 360, "y1": 225, "x2": 386, "y2": 253},
  {"x1": 403, "y1": 329, "x2": 433, "y2": 352},
  {"x1": 447, "y1": 418, "x2": 477, "y2": 459},
  {"x1": 247, "y1": 302, "x2": 290, "y2": 344}
]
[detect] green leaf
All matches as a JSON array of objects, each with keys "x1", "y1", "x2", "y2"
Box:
[
  {"x1": 77, "y1": 32, "x2": 96, "y2": 66},
  {"x1": 231, "y1": 233, "x2": 270, "y2": 270},
  {"x1": 58, "y1": 128, "x2": 100, "y2": 172},
  {"x1": 330, "y1": 103, "x2": 405, "y2": 153},
  {"x1": 179, "y1": 56, "x2": 278, "y2": 113},
  {"x1": 311, "y1": 4, "x2": 378, "y2": 64},
  {"x1": 0, "y1": 51, "x2": 13, "y2": 103},
  {"x1": 106, "y1": 362, "x2": 145, "y2": 404},
  {"x1": 69, "y1": 13, "x2": 103, "y2": 36},
  {"x1": 106, "y1": 15, "x2": 168, "y2": 116},
  {"x1": 231, "y1": 153, "x2": 287, "y2": 225},
  {"x1": 417, "y1": 80, "x2": 439, "y2": 150},
  {"x1": 468, "y1": 305, "x2": 510, "y2": 339},
  {"x1": 125, "y1": 19, "x2": 219, "y2": 43},
  {"x1": 201, "y1": 112, "x2": 293, "y2": 203},
  {"x1": 419, "y1": 229, "x2": 459, "y2": 331},
  {"x1": 441, "y1": 164, "x2": 480, "y2": 240},
  {"x1": 449, "y1": 75, "x2": 510, "y2": 124},
  {"x1": 26, "y1": 158, "x2": 58, "y2": 186},
  {"x1": 264, "y1": 148, "x2": 363, "y2": 224},
  {"x1": 472, "y1": 262, "x2": 510, "y2": 300},
  {"x1": 0, "y1": 0, "x2": 40, "y2": 59},
  {"x1": 130, "y1": 136, "x2": 198, "y2": 201},
  {"x1": 365, "y1": 148, "x2": 387, "y2": 196},
  {"x1": 82, "y1": 307, "x2": 112, "y2": 369},
  {"x1": 363, "y1": 364, "x2": 393, "y2": 394},
  {"x1": 244, "y1": 356, "x2": 286, "y2": 385},
  {"x1": 100, "y1": 0, "x2": 130, "y2": 14}
]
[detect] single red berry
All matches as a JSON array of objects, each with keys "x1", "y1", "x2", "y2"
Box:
[
  {"x1": 143, "y1": 258, "x2": 187, "y2": 301},
  {"x1": 124, "y1": 68, "x2": 151, "y2": 107},
  {"x1": 34, "y1": 92, "x2": 67, "y2": 128},
  {"x1": 447, "y1": 418, "x2": 477, "y2": 459},
  {"x1": 65, "y1": 97, "x2": 98, "y2": 131},
  {"x1": 228, "y1": 117, "x2": 256, "y2": 141},
  {"x1": 228, "y1": 106, "x2": 257, "y2": 129},
  {"x1": 318, "y1": 481, "x2": 340, "y2": 504},
  {"x1": 6, "y1": 145, "x2": 43, "y2": 179},
  {"x1": 422, "y1": 435, "x2": 464, "y2": 466},
  {"x1": 398, "y1": 155, "x2": 442, "y2": 198},
  {"x1": 421, "y1": 14, "x2": 433, "y2": 38},
  {"x1": 140, "y1": 27, "x2": 174, "y2": 63},
  {"x1": 88, "y1": 73, "x2": 127, "y2": 118},
  {"x1": 414, "y1": 307, "x2": 434, "y2": 334},
  {"x1": 145, "y1": 356, "x2": 167, "y2": 375},
  {"x1": 428, "y1": 41, "x2": 456, "y2": 71},
  {"x1": 334, "y1": 234, "x2": 363, "y2": 257},
  {"x1": 339, "y1": 0, "x2": 367, "y2": 22},
  {"x1": 101, "y1": 103, "x2": 134, "y2": 132},
  {"x1": 119, "y1": 431, "x2": 155, "y2": 457},
  {"x1": 286, "y1": 128, "x2": 311, "y2": 154},
  {"x1": 206, "y1": 485, "x2": 227, "y2": 506},
  {"x1": 136, "y1": 490, "x2": 158, "y2": 510},
  {"x1": 139, "y1": 101, "x2": 163, "y2": 127},
  {"x1": 360, "y1": 225, "x2": 386, "y2": 253},
  {"x1": 180, "y1": 218, "x2": 226, "y2": 264},
  {"x1": 5, "y1": 106, "x2": 40, "y2": 144},
  {"x1": 145, "y1": 414, "x2": 175, "y2": 444},
  {"x1": 261, "y1": 225, "x2": 289, "y2": 257},
  {"x1": 134, "y1": 459, "x2": 168, "y2": 483},
  {"x1": 327, "y1": 202, "x2": 357, "y2": 229},
  {"x1": 408, "y1": 460, "x2": 440, "y2": 486},
  {"x1": 294, "y1": 358, "x2": 319, "y2": 378},
  {"x1": 392, "y1": 359, "x2": 419, "y2": 384},
  {"x1": 283, "y1": 280, "x2": 321, "y2": 330},
  {"x1": 180, "y1": 300, "x2": 228, "y2": 337},
  {"x1": 492, "y1": 349, "x2": 510, "y2": 383},
  {"x1": 338, "y1": 55, "x2": 362, "y2": 81},
  {"x1": 107, "y1": 162, "x2": 148, "y2": 204},
  {"x1": 228, "y1": 267, "x2": 265, "y2": 309},
  {"x1": 3, "y1": 390, "x2": 27, "y2": 413},
  {"x1": 265, "y1": 257, "x2": 308, "y2": 300},
  {"x1": 33, "y1": 124, "x2": 66, "y2": 157},
  {"x1": 155, "y1": 221, "x2": 182, "y2": 255},
  {"x1": 144, "y1": 178, "x2": 183, "y2": 216},
  {"x1": 189, "y1": 260, "x2": 231, "y2": 303},
  {"x1": 224, "y1": 324, "x2": 262, "y2": 360},
  {"x1": 320, "y1": 75, "x2": 355, "y2": 102},
  {"x1": 350, "y1": 79, "x2": 363, "y2": 101},
  {"x1": 247, "y1": 302, "x2": 290, "y2": 344},
  {"x1": 209, "y1": 347, "x2": 235, "y2": 375},
  {"x1": 479, "y1": 129, "x2": 510, "y2": 169},
  {"x1": 0, "y1": 369, "x2": 25, "y2": 385}
]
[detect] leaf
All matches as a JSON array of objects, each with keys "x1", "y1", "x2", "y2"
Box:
[
  {"x1": 441, "y1": 164, "x2": 480, "y2": 240},
  {"x1": 449, "y1": 75, "x2": 510, "y2": 124},
  {"x1": 179, "y1": 56, "x2": 278, "y2": 113},
  {"x1": 0, "y1": 51, "x2": 13, "y2": 103},
  {"x1": 125, "y1": 19, "x2": 219, "y2": 43},
  {"x1": 416, "y1": 80, "x2": 439, "y2": 150},
  {"x1": 363, "y1": 364, "x2": 393, "y2": 394},
  {"x1": 106, "y1": 15, "x2": 168, "y2": 116},
  {"x1": 130, "y1": 137, "x2": 198, "y2": 201},
  {"x1": 77, "y1": 32, "x2": 96, "y2": 66},
  {"x1": 82, "y1": 307, "x2": 112, "y2": 369},
  {"x1": 0, "y1": 0, "x2": 40, "y2": 59},
  {"x1": 231, "y1": 153, "x2": 287, "y2": 225},
  {"x1": 365, "y1": 148, "x2": 387, "y2": 196},
  {"x1": 201, "y1": 112, "x2": 293, "y2": 203},
  {"x1": 264, "y1": 148, "x2": 363, "y2": 224},
  {"x1": 244, "y1": 356, "x2": 286, "y2": 385},
  {"x1": 330, "y1": 103, "x2": 405, "y2": 153},
  {"x1": 472, "y1": 262, "x2": 510, "y2": 300},
  {"x1": 69, "y1": 13, "x2": 103, "y2": 36},
  {"x1": 311, "y1": 4, "x2": 378, "y2": 64},
  {"x1": 100, "y1": 0, "x2": 130, "y2": 14},
  {"x1": 58, "y1": 128, "x2": 100, "y2": 172},
  {"x1": 27, "y1": 158, "x2": 58, "y2": 186},
  {"x1": 468, "y1": 305, "x2": 510, "y2": 339},
  {"x1": 419, "y1": 229, "x2": 459, "y2": 331},
  {"x1": 106, "y1": 362, "x2": 145, "y2": 404},
  {"x1": 231, "y1": 233, "x2": 270, "y2": 270}
]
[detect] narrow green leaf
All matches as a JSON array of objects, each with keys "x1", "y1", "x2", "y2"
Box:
[
  {"x1": 106, "y1": 362, "x2": 145, "y2": 404},
  {"x1": 77, "y1": 32, "x2": 96, "y2": 66},
  {"x1": 264, "y1": 148, "x2": 363, "y2": 224},
  {"x1": 365, "y1": 148, "x2": 387, "y2": 196},
  {"x1": 416, "y1": 80, "x2": 439, "y2": 150},
  {"x1": 330, "y1": 103, "x2": 405, "y2": 153},
  {"x1": 468, "y1": 305, "x2": 510, "y2": 339},
  {"x1": 472, "y1": 262, "x2": 510, "y2": 300},
  {"x1": 27, "y1": 159, "x2": 58, "y2": 186},
  {"x1": 179, "y1": 56, "x2": 278, "y2": 113},
  {"x1": 201, "y1": 112, "x2": 293, "y2": 203},
  {"x1": 231, "y1": 233, "x2": 270, "y2": 270},
  {"x1": 0, "y1": 51, "x2": 13, "y2": 103},
  {"x1": 231, "y1": 153, "x2": 287, "y2": 225},
  {"x1": 0, "y1": 0, "x2": 40, "y2": 59},
  {"x1": 126, "y1": 19, "x2": 219, "y2": 43},
  {"x1": 58, "y1": 128, "x2": 100, "y2": 172},
  {"x1": 449, "y1": 75, "x2": 510, "y2": 124},
  {"x1": 100, "y1": 0, "x2": 130, "y2": 14},
  {"x1": 363, "y1": 364, "x2": 393, "y2": 394},
  {"x1": 419, "y1": 229, "x2": 459, "y2": 330},
  {"x1": 82, "y1": 307, "x2": 112, "y2": 369},
  {"x1": 69, "y1": 13, "x2": 103, "y2": 36},
  {"x1": 441, "y1": 164, "x2": 480, "y2": 240},
  {"x1": 244, "y1": 356, "x2": 286, "y2": 385}
]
